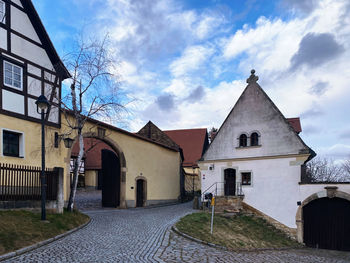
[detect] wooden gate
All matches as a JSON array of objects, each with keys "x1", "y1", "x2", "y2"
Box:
[
  {"x1": 303, "y1": 197, "x2": 350, "y2": 251},
  {"x1": 224, "y1": 169, "x2": 236, "y2": 196},
  {"x1": 101, "y1": 149, "x2": 120, "y2": 207}
]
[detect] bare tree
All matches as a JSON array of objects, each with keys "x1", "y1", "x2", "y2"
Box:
[
  {"x1": 342, "y1": 157, "x2": 350, "y2": 176},
  {"x1": 61, "y1": 35, "x2": 125, "y2": 212},
  {"x1": 305, "y1": 157, "x2": 349, "y2": 182}
]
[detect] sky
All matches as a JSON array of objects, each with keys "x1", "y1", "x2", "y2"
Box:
[{"x1": 32, "y1": 0, "x2": 350, "y2": 161}]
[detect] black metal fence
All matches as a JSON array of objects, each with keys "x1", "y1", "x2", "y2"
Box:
[{"x1": 0, "y1": 163, "x2": 58, "y2": 201}]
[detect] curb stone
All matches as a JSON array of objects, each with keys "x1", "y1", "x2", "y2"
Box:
[
  {"x1": 0, "y1": 217, "x2": 92, "y2": 262},
  {"x1": 171, "y1": 225, "x2": 302, "y2": 253}
]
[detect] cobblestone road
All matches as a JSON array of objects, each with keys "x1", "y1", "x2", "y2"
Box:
[{"x1": 5, "y1": 202, "x2": 350, "y2": 262}]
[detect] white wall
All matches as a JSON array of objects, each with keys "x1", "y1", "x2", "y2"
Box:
[
  {"x1": 201, "y1": 158, "x2": 350, "y2": 229},
  {"x1": 201, "y1": 157, "x2": 301, "y2": 228},
  {"x1": 11, "y1": 6, "x2": 41, "y2": 44},
  {"x1": 11, "y1": 33, "x2": 53, "y2": 70},
  {"x1": 298, "y1": 184, "x2": 350, "y2": 202},
  {"x1": 204, "y1": 83, "x2": 307, "y2": 161},
  {"x1": 0, "y1": 28, "x2": 7, "y2": 49}
]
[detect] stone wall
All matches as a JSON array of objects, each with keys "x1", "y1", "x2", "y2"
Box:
[{"x1": 214, "y1": 196, "x2": 243, "y2": 213}]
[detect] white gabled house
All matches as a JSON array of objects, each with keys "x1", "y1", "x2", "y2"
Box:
[{"x1": 199, "y1": 70, "x2": 350, "y2": 250}]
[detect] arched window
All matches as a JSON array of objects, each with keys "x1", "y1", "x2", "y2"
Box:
[
  {"x1": 239, "y1": 134, "x2": 247, "y2": 147},
  {"x1": 250, "y1": 132, "x2": 259, "y2": 146}
]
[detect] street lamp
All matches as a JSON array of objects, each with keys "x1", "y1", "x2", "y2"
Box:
[
  {"x1": 35, "y1": 95, "x2": 50, "y2": 221},
  {"x1": 63, "y1": 137, "x2": 74, "y2": 148}
]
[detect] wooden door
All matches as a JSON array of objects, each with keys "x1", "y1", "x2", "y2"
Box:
[
  {"x1": 303, "y1": 197, "x2": 350, "y2": 251},
  {"x1": 136, "y1": 179, "x2": 144, "y2": 207},
  {"x1": 224, "y1": 169, "x2": 236, "y2": 196},
  {"x1": 101, "y1": 149, "x2": 120, "y2": 207}
]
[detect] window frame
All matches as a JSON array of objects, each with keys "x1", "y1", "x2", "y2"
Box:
[
  {"x1": 250, "y1": 132, "x2": 259, "y2": 146},
  {"x1": 239, "y1": 134, "x2": 248, "y2": 147},
  {"x1": 241, "y1": 172, "x2": 252, "y2": 186},
  {"x1": 2, "y1": 129, "x2": 24, "y2": 158},
  {"x1": 0, "y1": 1, "x2": 5, "y2": 24},
  {"x1": 3, "y1": 60, "x2": 24, "y2": 91}
]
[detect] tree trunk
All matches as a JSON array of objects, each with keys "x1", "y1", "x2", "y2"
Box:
[{"x1": 67, "y1": 130, "x2": 84, "y2": 212}]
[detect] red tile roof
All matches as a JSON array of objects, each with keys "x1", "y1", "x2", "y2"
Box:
[
  {"x1": 71, "y1": 138, "x2": 114, "y2": 170},
  {"x1": 286, "y1": 117, "x2": 302, "y2": 134},
  {"x1": 164, "y1": 129, "x2": 209, "y2": 167}
]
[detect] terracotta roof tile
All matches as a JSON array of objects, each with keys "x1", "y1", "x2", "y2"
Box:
[
  {"x1": 71, "y1": 138, "x2": 114, "y2": 170},
  {"x1": 286, "y1": 117, "x2": 302, "y2": 134},
  {"x1": 164, "y1": 129, "x2": 209, "y2": 167}
]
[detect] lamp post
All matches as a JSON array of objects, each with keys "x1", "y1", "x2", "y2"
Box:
[{"x1": 35, "y1": 95, "x2": 50, "y2": 221}]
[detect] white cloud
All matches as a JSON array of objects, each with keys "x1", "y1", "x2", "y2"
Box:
[{"x1": 169, "y1": 45, "x2": 214, "y2": 77}]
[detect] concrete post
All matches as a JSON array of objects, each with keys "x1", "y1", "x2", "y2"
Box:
[{"x1": 55, "y1": 167, "x2": 64, "y2": 214}]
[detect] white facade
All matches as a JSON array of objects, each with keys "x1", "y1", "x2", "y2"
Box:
[
  {"x1": 199, "y1": 71, "x2": 323, "y2": 229},
  {"x1": 0, "y1": 0, "x2": 67, "y2": 125}
]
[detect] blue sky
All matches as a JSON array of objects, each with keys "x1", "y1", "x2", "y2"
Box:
[{"x1": 32, "y1": 0, "x2": 350, "y2": 160}]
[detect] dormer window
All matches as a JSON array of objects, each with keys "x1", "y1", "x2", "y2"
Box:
[
  {"x1": 0, "y1": 1, "x2": 5, "y2": 24},
  {"x1": 250, "y1": 132, "x2": 259, "y2": 146},
  {"x1": 4, "y1": 61, "x2": 23, "y2": 91},
  {"x1": 239, "y1": 134, "x2": 247, "y2": 147}
]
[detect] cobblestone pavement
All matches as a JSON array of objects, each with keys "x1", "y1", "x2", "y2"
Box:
[
  {"x1": 5, "y1": 202, "x2": 350, "y2": 262},
  {"x1": 74, "y1": 189, "x2": 103, "y2": 210}
]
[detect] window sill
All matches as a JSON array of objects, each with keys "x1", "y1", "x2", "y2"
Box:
[
  {"x1": 3, "y1": 154, "x2": 24, "y2": 159},
  {"x1": 235, "y1": 145, "x2": 261, "y2": 149}
]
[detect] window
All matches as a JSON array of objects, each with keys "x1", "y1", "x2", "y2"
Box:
[
  {"x1": 250, "y1": 132, "x2": 259, "y2": 146},
  {"x1": 0, "y1": 1, "x2": 5, "y2": 24},
  {"x1": 4, "y1": 61, "x2": 23, "y2": 90},
  {"x1": 239, "y1": 134, "x2": 247, "y2": 147},
  {"x1": 241, "y1": 172, "x2": 251, "y2": 185},
  {"x1": 3, "y1": 130, "x2": 20, "y2": 157}
]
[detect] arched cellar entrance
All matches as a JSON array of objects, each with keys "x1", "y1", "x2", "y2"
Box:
[
  {"x1": 296, "y1": 188, "x2": 350, "y2": 251},
  {"x1": 70, "y1": 136, "x2": 126, "y2": 210},
  {"x1": 303, "y1": 197, "x2": 350, "y2": 251}
]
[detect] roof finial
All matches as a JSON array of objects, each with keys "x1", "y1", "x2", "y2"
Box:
[{"x1": 246, "y1": 69, "x2": 259, "y2": 84}]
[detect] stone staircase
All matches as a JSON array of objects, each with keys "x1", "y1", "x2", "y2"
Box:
[{"x1": 214, "y1": 196, "x2": 244, "y2": 213}]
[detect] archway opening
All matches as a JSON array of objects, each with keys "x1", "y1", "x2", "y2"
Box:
[
  {"x1": 303, "y1": 197, "x2": 350, "y2": 251},
  {"x1": 71, "y1": 137, "x2": 121, "y2": 209}
]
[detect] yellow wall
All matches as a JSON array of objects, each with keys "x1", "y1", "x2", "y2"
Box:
[
  {"x1": 85, "y1": 170, "x2": 98, "y2": 188},
  {"x1": 0, "y1": 113, "x2": 181, "y2": 205},
  {"x1": 184, "y1": 167, "x2": 201, "y2": 191}
]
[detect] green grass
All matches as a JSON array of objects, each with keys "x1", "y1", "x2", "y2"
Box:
[
  {"x1": 176, "y1": 212, "x2": 301, "y2": 250},
  {"x1": 0, "y1": 209, "x2": 89, "y2": 255}
]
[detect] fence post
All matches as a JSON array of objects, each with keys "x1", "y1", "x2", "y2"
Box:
[{"x1": 55, "y1": 167, "x2": 64, "y2": 214}]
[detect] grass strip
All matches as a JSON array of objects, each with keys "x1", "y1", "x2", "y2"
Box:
[
  {"x1": 0, "y1": 209, "x2": 89, "y2": 255},
  {"x1": 176, "y1": 212, "x2": 301, "y2": 250}
]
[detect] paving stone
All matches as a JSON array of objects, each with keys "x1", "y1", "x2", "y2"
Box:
[{"x1": 4, "y1": 202, "x2": 350, "y2": 262}]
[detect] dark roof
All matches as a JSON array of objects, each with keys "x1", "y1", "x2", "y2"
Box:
[
  {"x1": 286, "y1": 118, "x2": 302, "y2": 134},
  {"x1": 137, "y1": 121, "x2": 180, "y2": 151},
  {"x1": 164, "y1": 129, "x2": 209, "y2": 167},
  {"x1": 21, "y1": 0, "x2": 70, "y2": 79},
  {"x1": 71, "y1": 138, "x2": 114, "y2": 170}
]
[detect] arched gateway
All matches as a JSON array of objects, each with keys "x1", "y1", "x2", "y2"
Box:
[
  {"x1": 67, "y1": 133, "x2": 127, "y2": 208},
  {"x1": 297, "y1": 189, "x2": 350, "y2": 251}
]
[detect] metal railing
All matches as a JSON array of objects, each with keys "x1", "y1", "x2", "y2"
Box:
[
  {"x1": 0, "y1": 163, "x2": 58, "y2": 201},
  {"x1": 201, "y1": 182, "x2": 244, "y2": 202}
]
